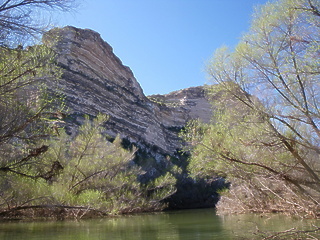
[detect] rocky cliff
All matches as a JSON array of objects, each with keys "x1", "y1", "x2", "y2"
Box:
[{"x1": 43, "y1": 26, "x2": 212, "y2": 160}]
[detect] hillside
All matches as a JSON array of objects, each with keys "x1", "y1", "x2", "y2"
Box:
[{"x1": 43, "y1": 26, "x2": 212, "y2": 161}]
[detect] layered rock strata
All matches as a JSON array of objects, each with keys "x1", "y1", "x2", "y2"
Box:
[{"x1": 43, "y1": 26, "x2": 212, "y2": 158}]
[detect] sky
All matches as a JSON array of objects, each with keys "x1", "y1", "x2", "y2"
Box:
[{"x1": 55, "y1": 0, "x2": 270, "y2": 96}]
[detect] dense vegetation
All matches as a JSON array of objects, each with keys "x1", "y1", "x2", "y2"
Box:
[
  {"x1": 0, "y1": 113, "x2": 177, "y2": 219},
  {"x1": 1, "y1": 0, "x2": 319, "y2": 224},
  {"x1": 184, "y1": 0, "x2": 320, "y2": 218},
  {"x1": 0, "y1": 0, "x2": 180, "y2": 219}
]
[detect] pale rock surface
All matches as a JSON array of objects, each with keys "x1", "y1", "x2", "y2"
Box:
[{"x1": 43, "y1": 26, "x2": 213, "y2": 157}]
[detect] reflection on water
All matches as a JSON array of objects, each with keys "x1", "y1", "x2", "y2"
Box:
[
  {"x1": 0, "y1": 209, "x2": 319, "y2": 240},
  {"x1": 220, "y1": 213, "x2": 320, "y2": 239}
]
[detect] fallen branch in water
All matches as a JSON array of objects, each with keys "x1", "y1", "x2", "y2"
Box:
[
  {"x1": 256, "y1": 225, "x2": 320, "y2": 239},
  {"x1": 0, "y1": 204, "x2": 108, "y2": 219}
]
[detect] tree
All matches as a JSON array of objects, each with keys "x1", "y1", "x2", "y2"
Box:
[
  {"x1": 0, "y1": 0, "x2": 178, "y2": 219},
  {"x1": 0, "y1": 0, "x2": 76, "y2": 47},
  {"x1": 0, "y1": 114, "x2": 177, "y2": 219},
  {"x1": 185, "y1": 0, "x2": 320, "y2": 217},
  {"x1": 0, "y1": 45, "x2": 62, "y2": 177},
  {"x1": 0, "y1": 0, "x2": 77, "y2": 217},
  {"x1": 0, "y1": 0, "x2": 75, "y2": 184}
]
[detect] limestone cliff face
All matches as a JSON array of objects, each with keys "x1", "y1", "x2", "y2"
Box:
[
  {"x1": 43, "y1": 26, "x2": 212, "y2": 158},
  {"x1": 149, "y1": 86, "x2": 212, "y2": 124}
]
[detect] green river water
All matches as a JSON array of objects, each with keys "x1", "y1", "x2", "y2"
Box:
[{"x1": 0, "y1": 209, "x2": 319, "y2": 239}]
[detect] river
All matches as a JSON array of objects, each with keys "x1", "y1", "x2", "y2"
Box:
[{"x1": 0, "y1": 209, "x2": 319, "y2": 239}]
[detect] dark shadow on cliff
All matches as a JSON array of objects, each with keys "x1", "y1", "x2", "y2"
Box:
[
  {"x1": 125, "y1": 141, "x2": 229, "y2": 210},
  {"x1": 60, "y1": 114, "x2": 229, "y2": 211},
  {"x1": 162, "y1": 152, "x2": 229, "y2": 210}
]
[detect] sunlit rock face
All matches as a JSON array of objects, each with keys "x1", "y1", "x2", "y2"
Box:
[{"x1": 43, "y1": 26, "x2": 212, "y2": 158}]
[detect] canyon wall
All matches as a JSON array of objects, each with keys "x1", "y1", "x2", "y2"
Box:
[{"x1": 43, "y1": 26, "x2": 212, "y2": 159}]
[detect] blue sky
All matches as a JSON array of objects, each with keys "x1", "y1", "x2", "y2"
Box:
[{"x1": 56, "y1": 0, "x2": 270, "y2": 95}]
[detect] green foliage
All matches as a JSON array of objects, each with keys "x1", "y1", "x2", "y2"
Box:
[
  {"x1": 0, "y1": 32, "x2": 68, "y2": 219},
  {"x1": 0, "y1": 43, "x2": 65, "y2": 192},
  {"x1": 0, "y1": 114, "x2": 177, "y2": 218},
  {"x1": 185, "y1": 0, "x2": 320, "y2": 217},
  {"x1": 145, "y1": 172, "x2": 177, "y2": 202},
  {"x1": 0, "y1": 8, "x2": 178, "y2": 218}
]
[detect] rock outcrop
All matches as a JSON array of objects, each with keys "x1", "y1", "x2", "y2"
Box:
[
  {"x1": 43, "y1": 26, "x2": 212, "y2": 160},
  {"x1": 42, "y1": 26, "x2": 223, "y2": 209}
]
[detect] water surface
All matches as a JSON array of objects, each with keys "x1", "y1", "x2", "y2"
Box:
[{"x1": 0, "y1": 209, "x2": 319, "y2": 240}]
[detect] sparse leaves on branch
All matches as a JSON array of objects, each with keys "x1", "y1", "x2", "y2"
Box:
[
  {"x1": 0, "y1": 0, "x2": 76, "y2": 46},
  {"x1": 185, "y1": 0, "x2": 320, "y2": 217}
]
